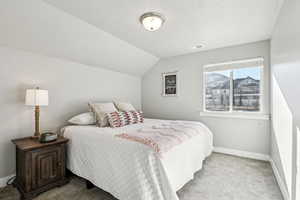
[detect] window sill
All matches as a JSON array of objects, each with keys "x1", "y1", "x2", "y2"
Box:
[{"x1": 200, "y1": 112, "x2": 270, "y2": 120}]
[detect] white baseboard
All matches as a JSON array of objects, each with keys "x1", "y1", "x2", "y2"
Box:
[
  {"x1": 0, "y1": 174, "x2": 15, "y2": 188},
  {"x1": 270, "y1": 159, "x2": 290, "y2": 200},
  {"x1": 213, "y1": 147, "x2": 270, "y2": 161}
]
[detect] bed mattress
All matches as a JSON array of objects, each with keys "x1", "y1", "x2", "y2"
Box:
[{"x1": 63, "y1": 118, "x2": 213, "y2": 200}]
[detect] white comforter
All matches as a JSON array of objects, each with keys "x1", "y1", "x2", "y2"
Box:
[{"x1": 63, "y1": 118, "x2": 213, "y2": 200}]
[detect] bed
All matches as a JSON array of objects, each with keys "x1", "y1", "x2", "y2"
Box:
[{"x1": 62, "y1": 118, "x2": 213, "y2": 200}]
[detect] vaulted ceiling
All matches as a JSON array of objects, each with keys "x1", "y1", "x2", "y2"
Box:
[
  {"x1": 0, "y1": 0, "x2": 159, "y2": 76},
  {"x1": 45, "y1": 0, "x2": 284, "y2": 57},
  {"x1": 0, "y1": 0, "x2": 284, "y2": 76}
]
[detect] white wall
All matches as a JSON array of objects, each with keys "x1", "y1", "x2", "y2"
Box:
[
  {"x1": 270, "y1": 0, "x2": 300, "y2": 199},
  {"x1": 142, "y1": 40, "x2": 270, "y2": 155},
  {"x1": 0, "y1": 46, "x2": 141, "y2": 178}
]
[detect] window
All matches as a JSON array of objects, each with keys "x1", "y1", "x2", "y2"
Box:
[
  {"x1": 205, "y1": 70, "x2": 230, "y2": 111},
  {"x1": 203, "y1": 58, "x2": 264, "y2": 114}
]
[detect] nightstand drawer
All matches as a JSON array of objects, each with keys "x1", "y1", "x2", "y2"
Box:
[{"x1": 31, "y1": 146, "x2": 63, "y2": 189}]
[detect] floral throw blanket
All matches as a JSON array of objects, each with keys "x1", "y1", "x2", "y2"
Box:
[{"x1": 116, "y1": 121, "x2": 205, "y2": 156}]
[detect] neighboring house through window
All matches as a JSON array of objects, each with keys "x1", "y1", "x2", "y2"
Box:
[{"x1": 203, "y1": 58, "x2": 264, "y2": 115}]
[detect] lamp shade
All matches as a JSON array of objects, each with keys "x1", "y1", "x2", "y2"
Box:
[{"x1": 25, "y1": 88, "x2": 48, "y2": 106}]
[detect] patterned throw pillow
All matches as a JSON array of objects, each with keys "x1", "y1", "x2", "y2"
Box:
[{"x1": 107, "y1": 111, "x2": 144, "y2": 128}]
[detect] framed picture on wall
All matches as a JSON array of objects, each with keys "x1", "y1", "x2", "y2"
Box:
[{"x1": 162, "y1": 71, "x2": 178, "y2": 97}]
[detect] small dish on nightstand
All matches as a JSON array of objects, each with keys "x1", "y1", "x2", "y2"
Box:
[{"x1": 39, "y1": 132, "x2": 58, "y2": 143}]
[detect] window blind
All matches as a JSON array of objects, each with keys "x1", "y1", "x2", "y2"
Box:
[{"x1": 203, "y1": 57, "x2": 264, "y2": 72}]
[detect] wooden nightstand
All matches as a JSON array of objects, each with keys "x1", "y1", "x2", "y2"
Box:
[{"x1": 12, "y1": 137, "x2": 69, "y2": 200}]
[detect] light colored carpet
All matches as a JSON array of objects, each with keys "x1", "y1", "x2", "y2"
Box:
[{"x1": 0, "y1": 153, "x2": 283, "y2": 200}]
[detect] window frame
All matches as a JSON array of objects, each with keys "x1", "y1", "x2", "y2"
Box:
[{"x1": 202, "y1": 57, "x2": 267, "y2": 119}]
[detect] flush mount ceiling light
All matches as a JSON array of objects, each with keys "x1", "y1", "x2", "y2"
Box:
[{"x1": 140, "y1": 12, "x2": 165, "y2": 31}]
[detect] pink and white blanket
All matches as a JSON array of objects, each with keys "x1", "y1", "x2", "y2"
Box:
[{"x1": 116, "y1": 121, "x2": 207, "y2": 156}]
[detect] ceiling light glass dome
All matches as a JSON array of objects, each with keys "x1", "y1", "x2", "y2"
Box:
[{"x1": 140, "y1": 12, "x2": 165, "y2": 31}]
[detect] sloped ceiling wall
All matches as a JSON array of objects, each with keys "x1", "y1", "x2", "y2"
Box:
[
  {"x1": 0, "y1": 0, "x2": 159, "y2": 76},
  {"x1": 44, "y1": 0, "x2": 284, "y2": 58}
]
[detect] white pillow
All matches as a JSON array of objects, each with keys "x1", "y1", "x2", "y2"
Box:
[
  {"x1": 89, "y1": 102, "x2": 118, "y2": 127},
  {"x1": 68, "y1": 112, "x2": 96, "y2": 125},
  {"x1": 114, "y1": 102, "x2": 136, "y2": 112}
]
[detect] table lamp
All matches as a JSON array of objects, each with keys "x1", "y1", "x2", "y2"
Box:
[{"x1": 25, "y1": 87, "x2": 49, "y2": 137}]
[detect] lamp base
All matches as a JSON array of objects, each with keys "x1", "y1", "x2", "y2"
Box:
[
  {"x1": 34, "y1": 106, "x2": 40, "y2": 137},
  {"x1": 34, "y1": 132, "x2": 41, "y2": 137}
]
